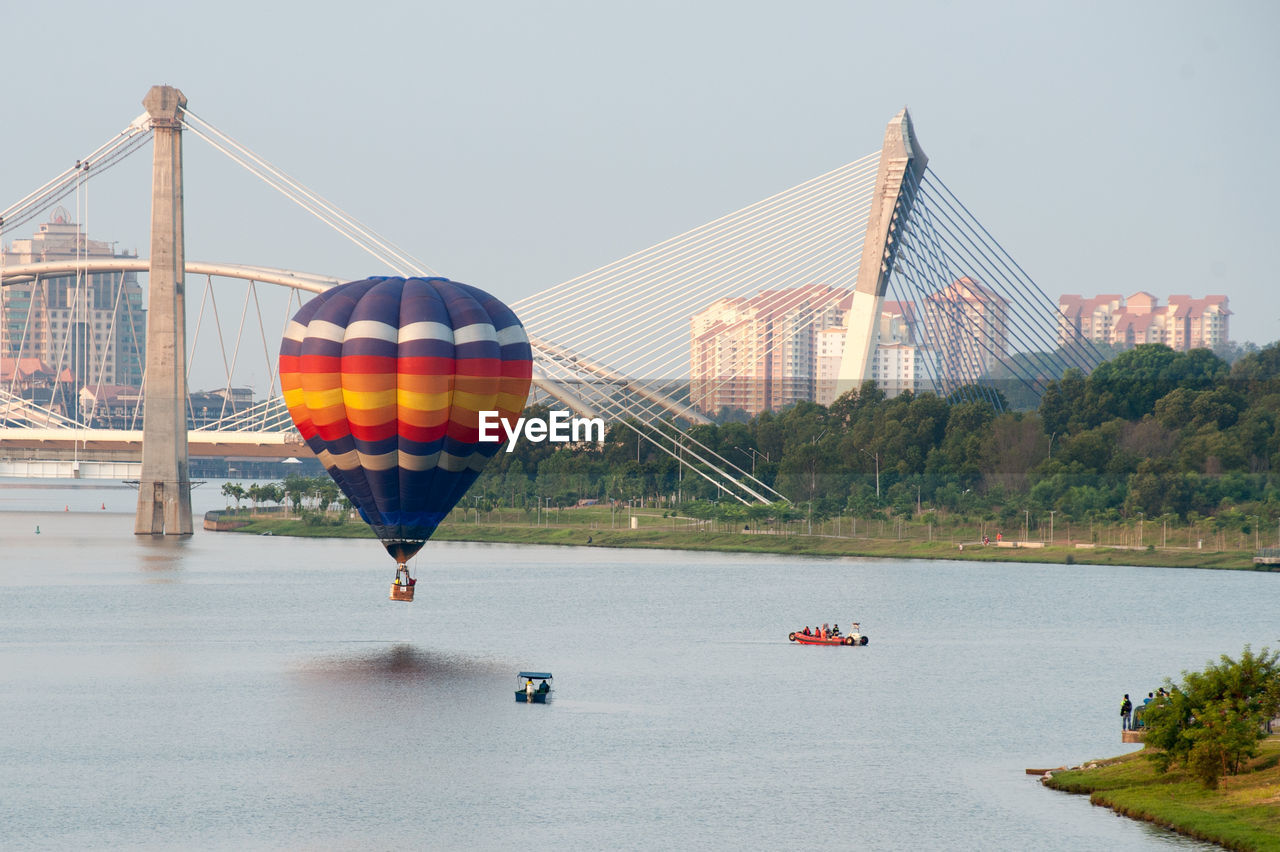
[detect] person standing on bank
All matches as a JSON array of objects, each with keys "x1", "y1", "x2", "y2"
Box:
[{"x1": 1121, "y1": 694, "x2": 1133, "y2": 731}]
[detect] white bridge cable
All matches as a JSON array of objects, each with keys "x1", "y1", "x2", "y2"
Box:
[
  {"x1": 515, "y1": 158, "x2": 878, "y2": 352},
  {"x1": 0, "y1": 387, "x2": 82, "y2": 429},
  {"x1": 512, "y1": 152, "x2": 879, "y2": 318},
  {"x1": 251, "y1": 281, "x2": 282, "y2": 404},
  {"x1": 193, "y1": 395, "x2": 295, "y2": 433},
  {"x1": 596, "y1": 207, "x2": 873, "y2": 388},
  {"x1": 889, "y1": 169, "x2": 1092, "y2": 404},
  {"x1": 903, "y1": 181, "x2": 1084, "y2": 393},
  {"x1": 524, "y1": 175, "x2": 877, "y2": 423},
  {"x1": 533, "y1": 332, "x2": 795, "y2": 504},
  {"x1": 535, "y1": 279, "x2": 843, "y2": 434},
  {"x1": 896, "y1": 195, "x2": 1037, "y2": 404},
  {"x1": 529, "y1": 344, "x2": 784, "y2": 500},
  {"x1": 180, "y1": 111, "x2": 436, "y2": 278},
  {"x1": 519, "y1": 154, "x2": 883, "y2": 437},
  {"x1": 913, "y1": 174, "x2": 1088, "y2": 372},
  {"x1": 917, "y1": 173, "x2": 1103, "y2": 373},
  {"x1": 911, "y1": 183, "x2": 1070, "y2": 369},
  {"x1": 510, "y1": 157, "x2": 879, "y2": 454},
  {"x1": 533, "y1": 171, "x2": 878, "y2": 378},
  {"x1": 892, "y1": 243, "x2": 996, "y2": 401},
  {"x1": 893, "y1": 174, "x2": 1018, "y2": 402},
  {"x1": 589, "y1": 197, "x2": 875, "y2": 408},
  {"x1": 84, "y1": 271, "x2": 130, "y2": 426},
  {"x1": 514, "y1": 157, "x2": 878, "y2": 330},
  {"x1": 0, "y1": 125, "x2": 152, "y2": 235},
  {"x1": 531, "y1": 361, "x2": 779, "y2": 504}
]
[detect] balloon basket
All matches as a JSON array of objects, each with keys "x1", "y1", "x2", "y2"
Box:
[{"x1": 390, "y1": 583, "x2": 415, "y2": 602}]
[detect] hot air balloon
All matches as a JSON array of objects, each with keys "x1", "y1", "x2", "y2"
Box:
[{"x1": 279, "y1": 276, "x2": 533, "y2": 600}]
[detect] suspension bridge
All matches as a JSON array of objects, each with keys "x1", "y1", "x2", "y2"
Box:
[{"x1": 0, "y1": 85, "x2": 1102, "y2": 534}]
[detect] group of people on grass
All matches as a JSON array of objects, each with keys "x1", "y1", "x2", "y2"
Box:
[{"x1": 1120, "y1": 689, "x2": 1168, "y2": 731}]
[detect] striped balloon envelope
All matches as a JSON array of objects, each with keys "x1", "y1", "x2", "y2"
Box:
[{"x1": 279, "y1": 277, "x2": 533, "y2": 564}]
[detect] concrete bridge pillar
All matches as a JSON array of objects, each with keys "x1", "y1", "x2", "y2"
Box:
[
  {"x1": 135, "y1": 85, "x2": 193, "y2": 535},
  {"x1": 835, "y1": 108, "x2": 928, "y2": 398}
]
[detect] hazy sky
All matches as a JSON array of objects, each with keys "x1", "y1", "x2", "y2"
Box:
[{"x1": 3, "y1": 0, "x2": 1277, "y2": 388}]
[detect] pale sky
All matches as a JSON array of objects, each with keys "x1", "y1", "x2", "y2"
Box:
[{"x1": 3, "y1": 1, "x2": 1277, "y2": 390}]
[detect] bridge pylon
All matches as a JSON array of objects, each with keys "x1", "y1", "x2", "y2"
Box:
[
  {"x1": 835, "y1": 108, "x2": 928, "y2": 397},
  {"x1": 135, "y1": 85, "x2": 193, "y2": 536}
]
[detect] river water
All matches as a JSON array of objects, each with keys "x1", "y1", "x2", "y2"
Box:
[{"x1": 1, "y1": 480, "x2": 1259, "y2": 850}]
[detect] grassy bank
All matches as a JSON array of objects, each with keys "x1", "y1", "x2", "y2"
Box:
[
  {"x1": 214, "y1": 509, "x2": 1263, "y2": 570},
  {"x1": 1043, "y1": 739, "x2": 1280, "y2": 851}
]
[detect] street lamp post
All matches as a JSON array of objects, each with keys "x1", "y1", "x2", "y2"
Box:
[
  {"x1": 855, "y1": 446, "x2": 880, "y2": 498},
  {"x1": 1048, "y1": 509, "x2": 1056, "y2": 545},
  {"x1": 1024, "y1": 509, "x2": 1029, "y2": 544},
  {"x1": 733, "y1": 446, "x2": 768, "y2": 477}
]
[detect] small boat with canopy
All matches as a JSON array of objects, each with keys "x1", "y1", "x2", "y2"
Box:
[{"x1": 516, "y1": 672, "x2": 553, "y2": 703}]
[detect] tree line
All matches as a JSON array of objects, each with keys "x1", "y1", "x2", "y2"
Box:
[
  {"x1": 473, "y1": 342, "x2": 1280, "y2": 533},
  {"x1": 221, "y1": 343, "x2": 1278, "y2": 536}
]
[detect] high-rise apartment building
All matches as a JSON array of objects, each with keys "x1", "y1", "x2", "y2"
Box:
[
  {"x1": 691, "y1": 277, "x2": 1007, "y2": 416},
  {"x1": 815, "y1": 301, "x2": 937, "y2": 403},
  {"x1": 923, "y1": 277, "x2": 1009, "y2": 380},
  {"x1": 1057, "y1": 292, "x2": 1230, "y2": 351},
  {"x1": 690, "y1": 286, "x2": 849, "y2": 416},
  {"x1": 0, "y1": 208, "x2": 145, "y2": 397}
]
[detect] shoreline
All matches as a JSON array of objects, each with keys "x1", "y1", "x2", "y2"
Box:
[
  {"x1": 1041, "y1": 740, "x2": 1280, "y2": 850},
  {"x1": 209, "y1": 514, "x2": 1266, "y2": 571}
]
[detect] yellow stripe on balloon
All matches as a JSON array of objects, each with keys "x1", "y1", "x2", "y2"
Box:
[
  {"x1": 396, "y1": 389, "x2": 454, "y2": 411},
  {"x1": 301, "y1": 387, "x2": 346, "y2": 411},
  {"x1": 342, "y1": 387, "x2": 398, "y2": 411}
]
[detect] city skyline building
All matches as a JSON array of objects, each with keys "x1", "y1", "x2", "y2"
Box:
[
  {"x1": 815, "y1": 301, "x2": 937, "y2": 404},
  {"x1": 921, "y1": 276, "x2": 1010, "y2": 382},
  {"x1": 691, "y1": 279, "x2": 989, "y2": 415},
  {"x1": 690, "y1": 285, "x2": 849, "y2": 416},
  {"x1": 0, "y1": 208, "x2": 146, "y2": 402},
  {"x1": 1057, "y1": 291, "x2": 1231, "y2": 351}
]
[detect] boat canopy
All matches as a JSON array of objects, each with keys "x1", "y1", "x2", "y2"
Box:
[{"x1": 517, "y1": 671, "x2": 553, "y2": 679}]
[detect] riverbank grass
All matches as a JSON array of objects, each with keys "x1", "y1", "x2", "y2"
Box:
[
  {"x1": 214, "y1": 509, "x2": 1262, "y2": 570},
  {"x1": 1044, "y1": 738, "x2": 1280, "y2": 851}
]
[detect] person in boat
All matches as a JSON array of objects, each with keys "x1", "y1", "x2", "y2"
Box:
[
  {"x1": 802, "y1": 626, "x2": 811, "y2": 636},
  {"x1": 831, "y1": 624, "x2": 841, "y2": 637},
  {"x1": 538, "y1": 680, "x2": 550, "y2": 694},
  {"x1": 525, "y1": 679, "x2": 536, "y2": 700}
]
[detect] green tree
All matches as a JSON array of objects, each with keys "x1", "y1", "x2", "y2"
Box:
[
  {"x1": 221, "y1": 481, "x2": 246, "y2": 509},
  {"x1": 1141, "y1": 646, "x2": 1280, "y2": 788}
]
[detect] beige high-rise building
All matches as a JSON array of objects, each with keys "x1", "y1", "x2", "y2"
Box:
[
  {"x1": 692, "y1": 277, "x2": 1007, "y2": 415},
  {"x1": 816, "y1": 301, "x2": 936, "y2": 404},
  {"x1": 923, "y1": 277, "x2": 1009, "y2": 384},
  {"x1": 690, "y1": 285, "x2": 849, "y2": 416},
  {"x1": 1057, "y1": 292, "x2": 1230, "y2": 351},
  {"x1": 1, "y1": 208, "x2": 146, "y2": 397}
]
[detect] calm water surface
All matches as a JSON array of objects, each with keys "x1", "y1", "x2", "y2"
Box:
[{"x1": 1, "y1": 481, "x2": 1262, "y2": 849}]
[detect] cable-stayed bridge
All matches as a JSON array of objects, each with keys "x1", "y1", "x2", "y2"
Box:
[{"x1": 0, "y1": 87, "x2": 1102, "y2": 532}]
